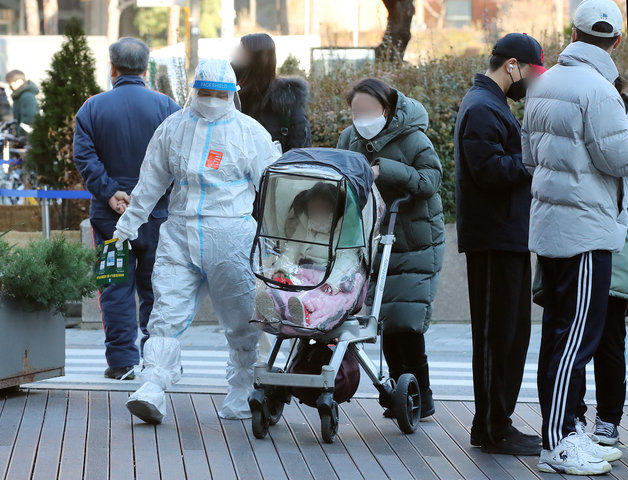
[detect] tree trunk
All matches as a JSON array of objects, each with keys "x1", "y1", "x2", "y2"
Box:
[
  {"x1": 43, "y1": 0, "x2": 58, "y2": 34},
  {"x1": 375, "y1": 0, "x2": 414, "y2": 61},
  {"x1": 107, "y1": 0, "x2": 121, "y2": 44},
  {"x1": 250, "y1": 0, "x2": 256, "y2": 27},
  {"x1": 24, "y1": 0, "x2": 40, "y2": 35},
  {"x1": 277, "y1": 0, "x2": 289, "y2": 35},
  {"x1": 168, "y1": 6, "x2": 180, "y2": 45},
  {"x1": 436, "y1": 0, "x2": 445, "y2": 29}
]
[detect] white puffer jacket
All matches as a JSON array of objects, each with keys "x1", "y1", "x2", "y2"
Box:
[{"x1": 523, "y1": 41, "x2": 628, "y2": 258}]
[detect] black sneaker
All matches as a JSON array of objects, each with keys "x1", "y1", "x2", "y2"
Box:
[
  {"x1": 594, "y1": 416, "x2": 620, "y2": 446},
  {"x1": 420, "y1": 387, "x2": 435, "y2": 419},
  {"x1": 471, "y1": 431, "x2": 483, "y2": 447},
  {"x1": 104, "y1": 366, "x2": 135, "y2": 380},
  {"x1": 481, "y1": 427, "x2": 542, "y2": 456},
  {"x1": 472, "y1": 426, "x2": 540, "y2": 448}
]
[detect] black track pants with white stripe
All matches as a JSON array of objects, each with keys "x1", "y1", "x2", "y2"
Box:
[{"x1": 537, "y1": 251, "x2": 612, "y2": 451}]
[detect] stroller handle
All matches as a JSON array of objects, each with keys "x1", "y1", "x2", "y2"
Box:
[
  {"x1": 385, "y1": 194, "x2": 411, "y2": 236},
  {"x1": 389, "y1": 194, "x2": 411, "y2": 213}
]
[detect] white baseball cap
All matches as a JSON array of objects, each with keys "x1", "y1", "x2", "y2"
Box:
[{"x1": 574, "y1": 0, "x2": 623, "y2": 38}]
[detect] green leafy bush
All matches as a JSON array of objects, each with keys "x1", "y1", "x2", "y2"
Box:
[
  {"x1": 0, "y1": 236, "x2": 97, "y2": 314},
  {"x1": 27, "y1": 18, "x2": 101, "y2": 190},
  {"x1": 279, "y1": 54, "x2": 307, "y2": 77}
]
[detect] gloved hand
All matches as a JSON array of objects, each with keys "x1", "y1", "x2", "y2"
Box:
[{"x1": 112, "y1": 229, "x2": 130, "y2": 250}]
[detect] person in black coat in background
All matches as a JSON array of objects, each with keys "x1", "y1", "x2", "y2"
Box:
[{"x1": 231, "y1": 33, "x2": 311, "y2": 152}]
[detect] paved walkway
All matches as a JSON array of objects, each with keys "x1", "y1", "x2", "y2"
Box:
[
  {"x1": 2, "y1": 389, "x2": 628, "y2": 480},
  {"x1": 25, "y1": 324, "x2": 615, "y2": 405}
]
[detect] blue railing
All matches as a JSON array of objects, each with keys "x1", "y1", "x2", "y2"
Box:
[
  {"x1": 0, "y1": 188, "x2": 93, "y2": 238},
  {"x1": 0, "y1": 189, "x2": 92, "y2": 199}
]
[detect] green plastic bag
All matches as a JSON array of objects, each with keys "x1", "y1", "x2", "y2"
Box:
[{"x1": 95, "y1": 238, "x2": 129, "y2": 286}]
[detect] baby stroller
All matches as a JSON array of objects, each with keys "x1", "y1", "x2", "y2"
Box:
[{"x1": 248, "y1": 147, "x2": 417, "y2": 443}]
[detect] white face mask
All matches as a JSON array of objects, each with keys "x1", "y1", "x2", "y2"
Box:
[
  {"x1": 353, "y1": 115, "x2": 386, "y2": 140},
  {"x1": 191, "y1": 95, "x2": 232, "y2": 121}
]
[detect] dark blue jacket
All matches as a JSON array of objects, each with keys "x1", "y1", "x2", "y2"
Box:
[
  {"x1": 74, "y1": 75, "x2": 180, "y2": 219},
  {"x1": 454, "y1": 74, "x2": 532, "y2": 253}
]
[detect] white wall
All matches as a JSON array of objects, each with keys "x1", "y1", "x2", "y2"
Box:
[{"x1": 0, "y1": 35, "x2": 111, "y2": 92}]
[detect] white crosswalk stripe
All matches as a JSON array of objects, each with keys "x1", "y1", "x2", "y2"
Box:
[{"x1": 23, "y1": 344, "x2": 600, "y2": 402}]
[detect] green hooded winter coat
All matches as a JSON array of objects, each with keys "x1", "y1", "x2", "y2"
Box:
[
  {"x1": 11, "y1": 80, "x2": 39, "y2": 128},
  {"x1": 337, "y1": 90, "x2": 445, "y2": 334}
]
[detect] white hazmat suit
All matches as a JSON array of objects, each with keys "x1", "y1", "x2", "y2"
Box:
[{"x1": 113, "y1": 59, "x2": 280, "y2": 422}]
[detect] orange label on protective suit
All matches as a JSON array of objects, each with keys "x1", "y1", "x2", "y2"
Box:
[{"x1": 205, "y1": 150, "x2": 224, "y2": 169}]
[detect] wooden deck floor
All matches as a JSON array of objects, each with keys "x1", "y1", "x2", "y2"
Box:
[{"x1": 1, "y1": 389, "x2": 627, "y2": 480}]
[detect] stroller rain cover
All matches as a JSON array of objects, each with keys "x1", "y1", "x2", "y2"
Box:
[{"x1": 250, "y1": 148, "x2": 384, "y2": 338}]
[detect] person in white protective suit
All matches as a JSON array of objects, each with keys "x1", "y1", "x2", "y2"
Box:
[{"x1": 112, "y1": 59, "x2": 280, "y2": 423}]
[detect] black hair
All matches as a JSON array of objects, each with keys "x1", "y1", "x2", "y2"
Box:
[
  {"x1": 346, "y1": 78, "x2": 394, "y2": 111},
  {"x1": 488, "y1": 55, "x2": 528, "y2": 72},
  {"x1": 346, "y1": 78, "x2": 397, "y2": 128},
  {"x1": 236, "y1": 33, "x2": 277, "y2": 119},
  {"x1": 289, "y1": 182, "x2": 346, "y2": 221},
  {"x1": 575, "y1": 22, "x2": 620, "y2": 50}
]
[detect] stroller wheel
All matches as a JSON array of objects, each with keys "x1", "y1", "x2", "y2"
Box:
[
  {"x1": 252, "y1": 408, "x2": 270, "y2": 439},
  {"x1": 268, "y1": 367, "x2": 288, "y2": 426},
  {"x1": 320, "y1": 401, "x2": 339, "y2": 444},
  {"x1": 268, "y1": 399, "x2": 285, "y2": 426},
  {"x1": 394, "y1": 374, "x2": 421, "y2": 434}
]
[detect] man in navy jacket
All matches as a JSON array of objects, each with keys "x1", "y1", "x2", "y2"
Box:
[
  {"x1": 74, "y1": 37, "x2": 180, "y2": 379},
  {"x1": 454, "y1": 33, "x2": 545, "y2": 455}
]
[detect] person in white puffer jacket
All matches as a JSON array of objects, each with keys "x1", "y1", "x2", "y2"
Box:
[{"x1": 522, "y1": 0, "x2": 628, "y2": 475}]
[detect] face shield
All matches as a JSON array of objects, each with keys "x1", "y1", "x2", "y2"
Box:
[{"x1": 184, "y1": 59, "x2": 240, "y2": 122}]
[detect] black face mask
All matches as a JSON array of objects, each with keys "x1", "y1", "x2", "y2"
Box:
[{"x1": 506, "y1": 64, "x2": 528, "y2": 102}]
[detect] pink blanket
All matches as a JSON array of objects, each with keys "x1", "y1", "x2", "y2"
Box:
[{"x1": 268, "y1": 268, "x2": 365, "y2": 328}]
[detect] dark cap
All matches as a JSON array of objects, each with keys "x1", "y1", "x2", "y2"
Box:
[{"x1": 492, "y1": 33, "x2": 547, "y2": 75}]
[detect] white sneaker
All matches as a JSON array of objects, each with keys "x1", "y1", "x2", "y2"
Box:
[
  {"x1": 538, "y1": 434, "x2": 611, "y2": 475},
  {"x1": 255, "y1": 291, "x2": 279, "y2": 321},
  {"x1": 575, "y1": 419, "x2": 622, "y2": 462},
  {"x1": 287, "y1": 296, "x2": 307, "y2": 325}
]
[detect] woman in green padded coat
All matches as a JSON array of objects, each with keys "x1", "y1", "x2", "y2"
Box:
[{"x1": 337, "y1": 78, "x2": 445, "y2": 418}]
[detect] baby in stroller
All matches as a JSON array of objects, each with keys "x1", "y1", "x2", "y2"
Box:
[{"x1": 255, "y1": 181, "x2": 367, "y2": 329}]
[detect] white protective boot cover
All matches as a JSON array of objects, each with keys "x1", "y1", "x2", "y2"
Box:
[
  {"x1": 126, "y1": 336, "x2": 182, "y2": 423},
  {"x1": 126, "y1": 381, "x2": 168, "y2": 424},
  {"x1": 219, "y1": 343, "x2": 258, "y2": 419}
]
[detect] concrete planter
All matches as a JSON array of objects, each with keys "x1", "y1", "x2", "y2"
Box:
[{"x1": 0, "y1": 299, "x2": 65, "y2": 389}]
